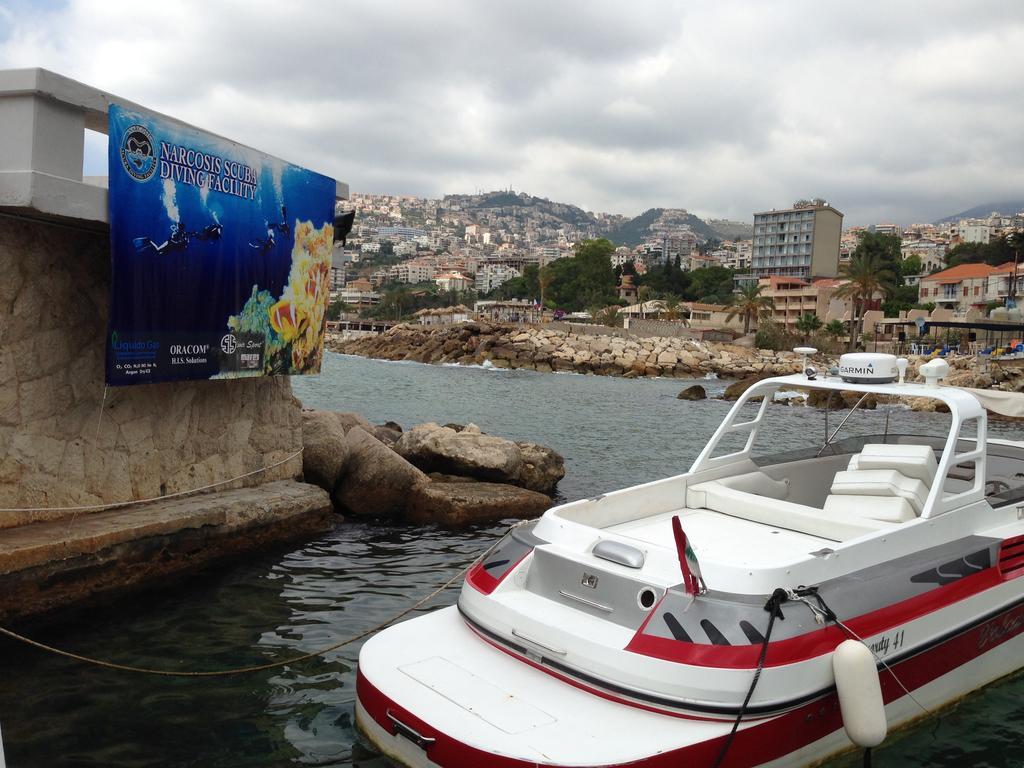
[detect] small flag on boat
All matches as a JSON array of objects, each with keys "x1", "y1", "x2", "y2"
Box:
[{"x1": 672, "y1": 516, "x2": 704, "y2": 595}]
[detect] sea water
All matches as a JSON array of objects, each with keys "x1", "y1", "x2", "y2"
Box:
[{"x1": 1, "y1": 352, "x2": 1022, "y2": 767}]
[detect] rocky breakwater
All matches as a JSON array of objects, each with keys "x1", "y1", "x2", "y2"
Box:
[
  {"x1": 301, "y1": 410, "x2": 565, "y2": 527},
  {"x1": 328, "y1": 322, "x2": 813, "y2": 379}
]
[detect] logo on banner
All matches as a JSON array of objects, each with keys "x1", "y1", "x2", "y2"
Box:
[
  {"x1": 119, "y1": 124, "x2": 157, "y2": 181},
  {"x1": 220, "y1": 334, "x2": 238, "y2": 355}
]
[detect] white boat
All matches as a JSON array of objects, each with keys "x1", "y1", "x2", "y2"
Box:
[{"x1": 356, "y1": 352, "x2": 1024, "y2": 767}]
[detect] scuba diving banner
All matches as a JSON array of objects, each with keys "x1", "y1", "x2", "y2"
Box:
[{"x1": 105, "y1": 103, "x2": 336, "y2": 385}]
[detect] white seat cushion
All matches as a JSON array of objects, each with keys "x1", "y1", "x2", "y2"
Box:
[
  {"x1": 823, "y1": 494, "x2": 918, "y2": 523},
  {"x1": 687, "y1": 481, "x2": 892, "y2": 541},
  {"x1": 848, "y1": 444, "x2": 937, "y2": 486},
  {"x1": 830, "y1": 469, "x2": 928, "y2": 515},
  {"x1": 715, "y1": 471, "x2": 790, "y2": 500}
]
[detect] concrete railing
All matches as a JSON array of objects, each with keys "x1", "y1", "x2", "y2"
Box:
[{"x1": 0, "y1": 68, "x2": 348, "y2": 225}]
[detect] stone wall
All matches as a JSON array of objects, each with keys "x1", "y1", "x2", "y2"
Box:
[{"x1": 0, "y1": 216, "x2": 303, "y2": 526}]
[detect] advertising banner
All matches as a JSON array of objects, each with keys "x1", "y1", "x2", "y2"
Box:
[{"x1": 106, "y1": 104, "x2": 336, "y2": 385}]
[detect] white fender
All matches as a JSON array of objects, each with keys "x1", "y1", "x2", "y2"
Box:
[{"x1": 832, "y1": 639, "x2": 887, "y2": 748}]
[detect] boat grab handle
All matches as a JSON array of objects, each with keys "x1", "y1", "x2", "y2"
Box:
[
  {"x1": 512, "y1": 628, "x2": 568, "y2": 655},
  {"x1": 593, "y1": 539, "x2": 645, "y2": 568},
  {"x1": 387, "y1": 710, "x2": 436, "y2": 749}
]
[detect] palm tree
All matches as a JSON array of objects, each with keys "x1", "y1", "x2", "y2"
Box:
[
  {"x1": 538, "y1": 266, "x2": 553, "y2": 322},
  {"x1": 661, "y1": 294, "x2": 688, "y2": 324},
  {"x1": 795, "y1": 313, "x2": 823, "y2": 343},
  {"x1": 637, "y1": 285, "x2": 651, "y2": 319},
  {"x1": 598, "y1": 305, "x2": 620, "y2": 327},
  {"x1": 726, "y1": 283, "x2": 773, "y2": 335},
  {"x1": 824, "y1": 319, "x2": 846, "y2": 338},
  {"x1": 833, "y1": 253, "x2": 895, "y2": 351}
]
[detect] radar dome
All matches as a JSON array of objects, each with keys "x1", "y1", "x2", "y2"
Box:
[{"x1": 837, "y1": 353, "x2": 899, "y2": 384}]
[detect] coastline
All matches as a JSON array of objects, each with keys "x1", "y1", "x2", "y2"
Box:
[{"x1": 326, "y1": 322, "x2": 1018, "y2": 391}]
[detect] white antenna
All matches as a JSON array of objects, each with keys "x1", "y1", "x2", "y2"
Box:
[{"x1": 794, "y1": 346, "x2": 818, "y2": 379}]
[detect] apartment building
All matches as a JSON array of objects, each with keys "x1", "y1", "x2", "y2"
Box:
[
  {"x1": 475, "y1": 263, "x2": 521, "y2": 293},
  {"x1": 918, "y1": 262, "x2": 1018, "y2": 312},
  {"x1": 435, "y1": 271, "x2": 473, "y2": 292},
  {"x1": 758, "y1": 277, "x2": 842, "y2": 329},
  {"x1": 751, "y1": 199, "x2": 843, "y2": 280}
]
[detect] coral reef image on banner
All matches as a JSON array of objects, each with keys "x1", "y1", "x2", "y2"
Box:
[{"x1": 106, "y1": 103, "x2": 336, "y2": 385}]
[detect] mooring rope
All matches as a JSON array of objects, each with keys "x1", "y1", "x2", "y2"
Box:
[
  {"x1": 0, "y1": 449, "x2": 304, "y2": 514},
  {"x1": 0, "y1": 534, "x2": 501, "y2": 677}
]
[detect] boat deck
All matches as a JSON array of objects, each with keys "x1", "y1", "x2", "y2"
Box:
[{"x1": 608, "y1": 508, "x2": 831, "y2": 570}]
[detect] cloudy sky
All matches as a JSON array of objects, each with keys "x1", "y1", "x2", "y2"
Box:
[{"x1": 2, "y1": 0, "x2": 1022, "y2": 225}]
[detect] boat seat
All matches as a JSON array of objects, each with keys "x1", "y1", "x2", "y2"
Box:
[
  {"x1": 847, "y1": 444, "x2": 937, "y2": 487},
  {"x1": 687, "y1": 480, "x2": 891, "y2": 542},
  {"x1": 822, "y1": 494, "x2": 917, "y2": 523},
  {"x1": 829, "y1": 469, "x2": 929, "y2": 516},
  {"x1": 714, "y1": 471, "x2": 790, "y2": 500}
]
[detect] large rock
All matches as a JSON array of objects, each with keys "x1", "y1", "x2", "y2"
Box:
[
  {"x1": 807, "y1": 389, "x2": 847, "y2": 409},
  {"x1": 333, "y1": 427, "x2": 429, "y2": 517},
  {"x1": 677, "y1": 384, "x2": 707, "y2": 401},
  {"x1": 722, "y1": 375, "x2": 769, "y2": 401},
  {"x1": 395, "y1": 423, "x2": 523, "y2": 483},
  {"x1": 516, "y1": 442, "x2": 565, "y2": 494},
  {"x1": 300, "y1": 410, "x2": 349, "y2": 493},
  {"x1": 333, "y1": 411, "x2": 374, "y2": 434},
  {"x1": 406, "y1": 481, "x2": 552, "y2": 526}
]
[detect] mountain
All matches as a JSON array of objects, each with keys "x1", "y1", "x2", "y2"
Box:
[
  {"x1": 604, "y1": 208, "x2": 753, "y2": 246},
  {"x1": 934, "y1": 201, "x2": 1024, "y2": 224},
  {"x1": 444, "y1": 190, "x2": 603, "y2": 228}
]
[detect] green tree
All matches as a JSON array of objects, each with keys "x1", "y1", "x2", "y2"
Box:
[
  {"x1": 853, "y1": 232, "x2": 903, "y2": 283},
  {"x1": 824, "y1": 319, "x2": 846, "y2": 338},
  {"x1": 946, "y1": 235, "x2": 1018, "y2": 268},
  {"x1": 726, "y1": 283, "x2": 773, "y2": 335},
  {"x1": 327, "y1": 298, "x2": 350, "y2": 320},
  {"x1": 661, "y1": 294, "x2": 688, "y2": 323},
  {"x1": 538, "y1": 265, "x2": 554, "y2": 315},
  {"x1": 544, "y1": 239, "x2": 617, "y2": 311},
  {"x1": 901, "y1": 254, "x2": 923, "y2": 277},
  {"x1": 833, "y1": 253, "x2": 895, "y2": 350},
  {"x1": 687, "y1": 266, "x2": 736, "y2": 303},
  {"x1": 595, "y1": 305, "x2": 620, "y2": 327},
  {"x1": 795, "y1": 313, "x2": 823, "y2": 342}
]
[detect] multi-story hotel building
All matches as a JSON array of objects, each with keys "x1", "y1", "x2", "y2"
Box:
[{"x1": 751, "y1": 199, "x2": 843, "y2": 280}]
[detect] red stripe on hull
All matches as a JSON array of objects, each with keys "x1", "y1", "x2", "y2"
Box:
[
  {"x1": 627, "y1": 566, "x2": 1003, "y2": 668},
  {"x1": 466, "y1": 551, "x2": 530, "y2": 595},
  {"x1": 357, "y1": 595, "x2": 1024, "y2": 767}
]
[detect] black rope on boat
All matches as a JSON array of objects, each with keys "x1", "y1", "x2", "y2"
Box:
[
  {"x1": 711, "y1": 588, "x2": 788, "y2": 768},
  {"x1": 863, "y1": 746, "x2": 873, "y2": 768}
]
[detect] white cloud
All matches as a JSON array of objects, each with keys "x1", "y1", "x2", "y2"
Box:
[{"x1": 2, "y1": 0, "x2": 1023, "y2": 224}]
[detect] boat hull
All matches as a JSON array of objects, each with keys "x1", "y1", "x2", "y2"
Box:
[{"x1": 356, "y1": 602, "x2": 1024, "y2": 767}]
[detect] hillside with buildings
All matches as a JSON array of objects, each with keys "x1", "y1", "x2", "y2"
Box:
[{"x1": 330, "y1": 190, "x2": 1024, "y2": 351}]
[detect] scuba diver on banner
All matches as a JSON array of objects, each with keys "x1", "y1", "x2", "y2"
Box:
[
  {"x1": 133, "y1": 220, "x2": 224, "y2": 256},
  {"x1": 249, "y1": 205, "x2": 290, "y2": 255}
]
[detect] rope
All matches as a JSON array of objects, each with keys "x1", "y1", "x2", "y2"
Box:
[
  {"x1": 788, "y1": 589, "x2": 930, "y2": 716},
  {"x1": 0, "y1": 449, "x2": 304, "y2": 514},
  {"x1": 712, "y1": 588, "x2": 789, "y2": 768},
  {"x1": 0, "y1": 535, "x2": 499, "y2": 677}
]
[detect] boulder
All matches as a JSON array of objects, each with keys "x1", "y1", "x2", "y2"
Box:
[
  {"x1": 332, "y1": 411, "x2": 374, "y2": 434},
  {"x1": 300, "y1": 410, "x2": 349, "y2": 493},
  {"x1": 677, "y1": 384, "x2": 707, "y2": 401},
  {"x1": 332, "y1": 427, "x2": 429, "y2": 518},
  {"x1": 406, "y1": 481, "x2": 552, "y2": 527},
  {"x1": 371, "y1": 423, "x2": 403, "y2": 445},
  {"x1": 516, "y1": 442, "x2": 566, "y2": 494},
  {"x1": 722, "y1": 375, "x2": 769, "y2": 401},
  {"x1": 807, "y1": 389, "x2": 846, "y2": 409},
  {"x1": 395, "y1": 423, "x2": 523, "y2": 483}
]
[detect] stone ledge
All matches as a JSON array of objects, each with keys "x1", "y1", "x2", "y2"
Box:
[{"x1": 0, "y1": 480, "x2": 334, "y2": 620}]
